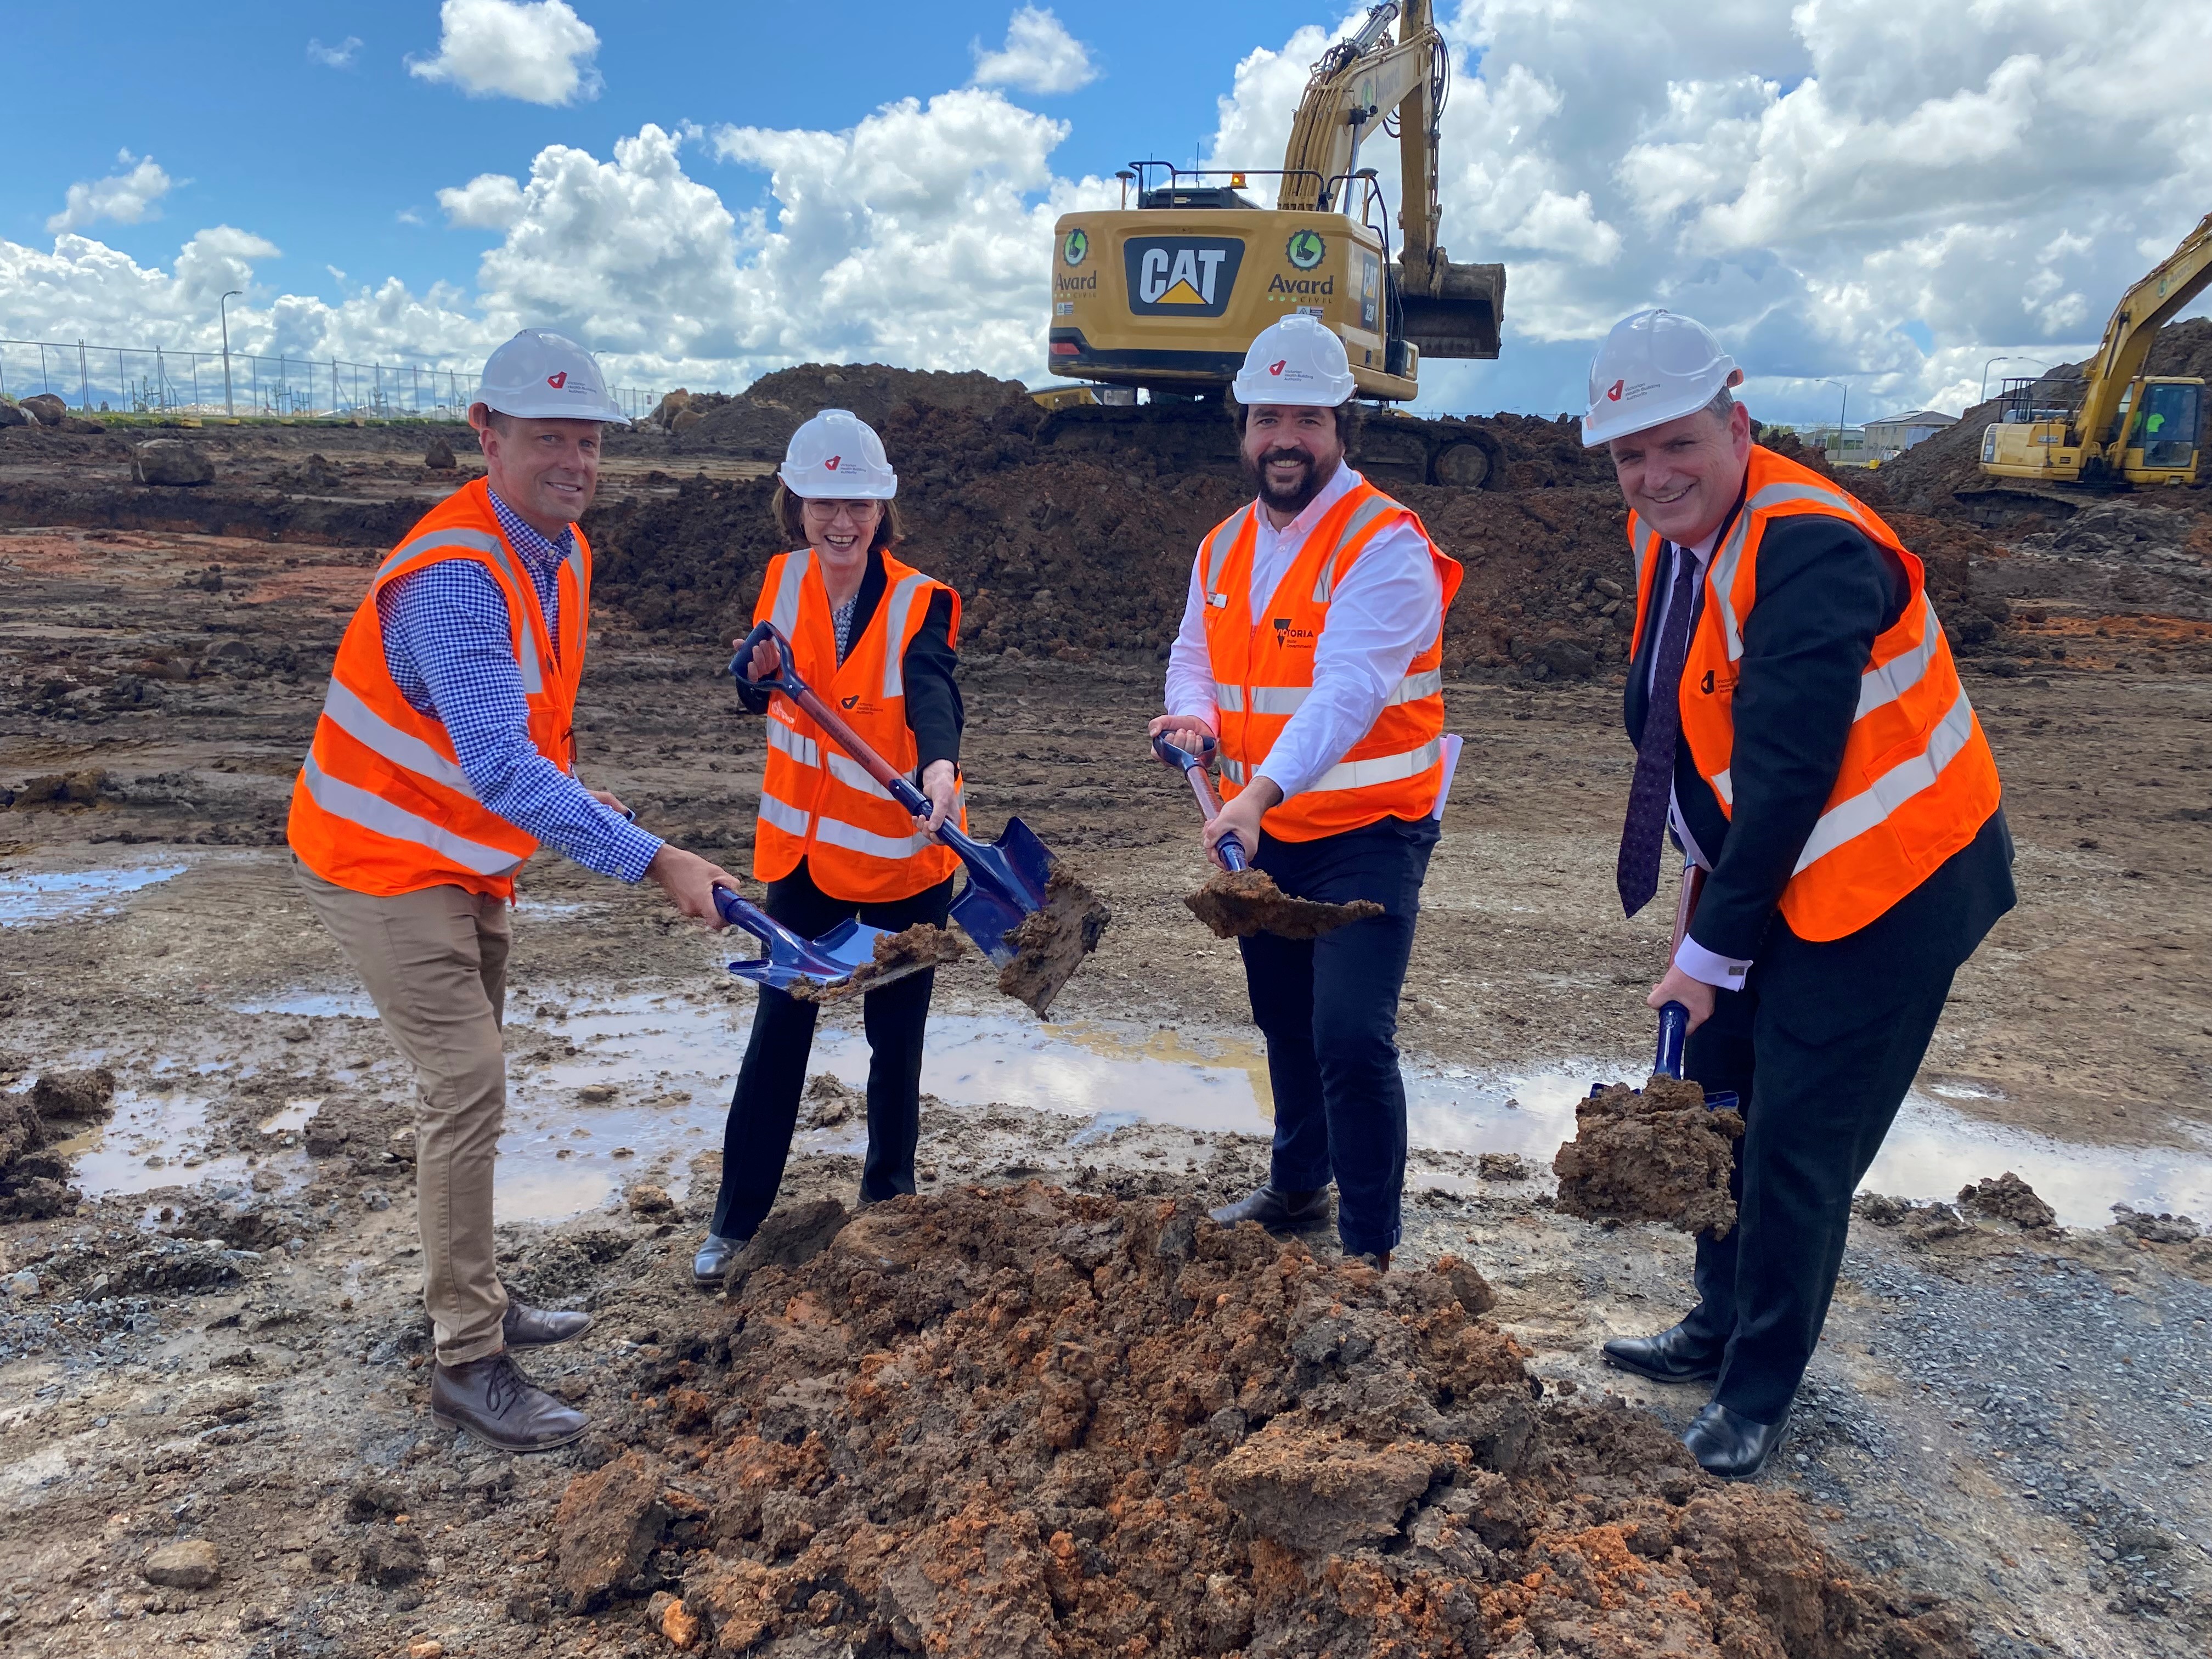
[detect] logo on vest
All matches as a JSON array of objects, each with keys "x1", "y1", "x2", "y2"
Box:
[
  {"x1": 1271, "y1": 618, "x2": 1316, "y2": 650},
  {"x1": 840, "y1": 694, "x2": 861, "y2": 709},
  {"x1": 1701, "y1": 669, "x2": 1715, "y2": 693}
]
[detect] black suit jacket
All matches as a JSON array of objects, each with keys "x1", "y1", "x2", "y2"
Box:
[{"x1": 1626, "y1": 486, "x2": 2015, "y2": 975}]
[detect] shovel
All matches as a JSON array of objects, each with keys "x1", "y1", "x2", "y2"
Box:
[
  {"x1": 731, "y1": 622, "x2": 1107, "y2": 1015},
  {"x1": 713, "y1": 887, "x2": 945, "y2": 1002},
  {"x1": 1594, "y1": 862, "x2": 1741, "y2": 1111},
  {"x1": 1151, "y1": 730, "x2": 1382, "y2": 939}
]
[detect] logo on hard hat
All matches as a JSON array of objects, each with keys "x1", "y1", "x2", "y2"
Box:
[
  {"x1": 1269, "y1": 360, "x2": 1287, "y2": 377},
  {"x1": 548, "y1": 371, "x2": 568, "y2": 390},
  {"x1": 824, "y1": 456, "x2": 842, "y2": 471},
  {"x1": 1606, "y1": 380, "x2": 1624, "y2": 402}
]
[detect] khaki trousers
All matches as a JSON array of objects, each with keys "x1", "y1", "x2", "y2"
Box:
[{"x1": 296, "y1": 861, "x2": 512, "y2": 1365}]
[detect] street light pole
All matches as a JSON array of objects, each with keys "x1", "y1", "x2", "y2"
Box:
[
  {"x1": 219, "y1": 290, "x2": 242, "y2": 418},
  {"x1": 1821, "y1": 377, "x2": 1849, "y2": 455}
]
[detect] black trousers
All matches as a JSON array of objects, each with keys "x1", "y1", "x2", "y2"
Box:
[
  {"x1": 709, "y1": 860, "x2": 953, "y2": 1240},
  {"x1": 1240, "y1": 816, "x2": 1437, "y2": 1258},
  {"x1": 1679, "y1": 920, "x2": 1957, "y2": 1424}
]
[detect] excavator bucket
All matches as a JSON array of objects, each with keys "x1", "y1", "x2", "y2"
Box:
[{"x1": 1396, "y1": 259, "x2": 1506, "y2": 361}]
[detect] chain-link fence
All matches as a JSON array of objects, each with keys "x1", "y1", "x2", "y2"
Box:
[{"x1": 0, "y1": 336, "x2": 660, "y2": 423}]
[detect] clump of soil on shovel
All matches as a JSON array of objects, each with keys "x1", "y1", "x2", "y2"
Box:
[
  {"x1": 1554, "y1": 1074, "x2": 1746, "y2": 1237},
  {"x1": 996, "y1": 864, "x2": 1111, "y2": 1018},
  {"x1": 790, "y1": 924, "x2": 966, "y2": 1006},
  {"x1": 1184, "y1": 866, "x2": 1385, "y2": 940},
  {"x1": 566, "y1": 1183, "x2": 1968, "y2": 1656}
]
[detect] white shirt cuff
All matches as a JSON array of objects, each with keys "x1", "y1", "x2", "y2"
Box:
[{"x1": 1674, "y1": 935, "x2": 1751, "y2": 990}]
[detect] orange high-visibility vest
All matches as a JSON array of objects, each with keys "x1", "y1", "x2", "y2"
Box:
[
  {"x1": 1200, "y1": 478, "x2": 1462, "y2": 842},
  {"x1": 1628, "y1": 445, "x2": 2004, "y2": 942},
  {"x1": 752, "y1": 548, "x2": 966, "y2": 903},
  {"x1": 287, "y1": 478, "x2": 590, "y2": 900}
]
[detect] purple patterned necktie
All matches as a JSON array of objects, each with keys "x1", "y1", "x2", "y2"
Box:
[{"x1": 1617, "y1": 545, "x2": 1700, "y2": 917}]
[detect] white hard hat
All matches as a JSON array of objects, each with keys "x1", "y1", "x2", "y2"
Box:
[
  {"x1": 1581, "y1": 309, "x2": 1743, "y2": 448},
  {"x1": 475, "y1": 328, "x2": 626, "y2": 424},
  {"x1": 1232, "y1": 314, "x2": 1357, "y2": 407},
  {"x1": 777, "y1": 409, "x2": 897, "y2": 500}
]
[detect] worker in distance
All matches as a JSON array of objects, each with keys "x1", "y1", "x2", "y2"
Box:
[
  {"x1": 1150, "y1": 314, "x2": 1462, "y2": 1272},
  {"x1": 289, "y1": 329, "x2": 737, "y2": 1454},
  {"x1": 696, "y1": 411, "x2": 965, "y2": 1288},
  {"x1": 1587, "y1": 309, "x2": 2016, "y2": 1479}
]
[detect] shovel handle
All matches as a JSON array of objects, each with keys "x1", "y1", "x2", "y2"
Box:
[
  {"x1": 733, "y1": 622, "x2": 934, "y2": 819},
  {"x1": 713, "y1": 885, "x2": 810, "y2": 955},
  {"x1": 1151, "y1": 731, "x2": 1249, "y2": 872},
  {"x1": 1654, "y1": 1001, "x2": 1690, "y2": 1078}
]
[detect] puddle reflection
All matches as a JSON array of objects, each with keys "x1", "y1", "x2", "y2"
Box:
[{"x1": 0, "y1": 864, "x2": 186, "y2": 926}]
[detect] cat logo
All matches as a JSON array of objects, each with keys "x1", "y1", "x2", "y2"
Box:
[
  {"x1": 1062, "y1": 228, "x2": 1089, "y2": 267},
  {"x1": 1124, "y1": 237, "x2": 1245, "y2": 317},
  {"x1": 1286, "y1": 228, "x2": 1325, "y2": 270}
]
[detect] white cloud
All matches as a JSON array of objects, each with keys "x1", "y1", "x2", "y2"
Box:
[
  {"x1": 407, "y1": 0, "x2": 601, "y2": 106},
  {"x1": 436, "y1": 173, "x2": 528, "y2": 230},
  {"x1": 47, "y1": 150, "x2": 176, "y2": 234},
  {"x1": 972, "y1": 7, "x2": 1097, "y2": 96},
  {"x1": 307, "y1": 36, "x2": 361, "y2": 69}
]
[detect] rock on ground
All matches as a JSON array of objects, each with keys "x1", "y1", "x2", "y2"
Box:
[
  {"x1": 142, "y1": 1537, "x2": 220, "y2": 1588},
  {"x1": 132, "y1": 439, "x2": 216, "y2": 486}
]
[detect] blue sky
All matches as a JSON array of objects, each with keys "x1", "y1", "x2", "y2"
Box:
[{"x1": 4, "y1": 2, "x2": 2207, "y2": 426}]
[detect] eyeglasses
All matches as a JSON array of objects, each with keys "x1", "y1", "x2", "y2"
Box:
[{"x1": 800, "y1": 499, "x2": 882, "y2": 523}]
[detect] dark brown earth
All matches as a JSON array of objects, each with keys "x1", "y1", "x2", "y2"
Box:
[
  {"x1": 995, "y1": 864, "x2": 1113, "y2": 1018},
  {"x1": 1184, "y1": 867, "x2": 1384, "y2": 940},
  {"x1": 1956, "y1": 1171, "x2": 2058, "y2": 1232},
  {"x1": 789, "y1": 923, "x2": 966, "y2": 1007},
  {"x1": 1553, "y1": 1075, "x2": 1745, "y2": 1238}
]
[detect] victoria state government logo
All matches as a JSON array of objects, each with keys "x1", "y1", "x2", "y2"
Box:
[
  {"x1": 1062, "y1": 228, "x2": 1090, "y2": 267},
  {"x1": 1286, "y1": 228, "x2": 1325, "y2": 270}
]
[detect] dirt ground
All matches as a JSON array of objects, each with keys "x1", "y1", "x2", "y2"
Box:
[{"x1": 2, "y1": 407, "x2": 2210, "y2": 1657}]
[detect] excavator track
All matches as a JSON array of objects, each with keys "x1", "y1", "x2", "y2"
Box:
[{"x1": 1034, "y1": 398, "x2": 1506, "y2": 489}]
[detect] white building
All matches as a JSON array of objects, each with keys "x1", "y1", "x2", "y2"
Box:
[{"x1": 1862, "y1": 408, "x2": 1956, "y2": 463}]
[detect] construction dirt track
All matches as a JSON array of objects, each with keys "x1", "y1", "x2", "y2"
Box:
[{"x1": 1, "y1": 354, "x2": 2209, "y2": 1657}]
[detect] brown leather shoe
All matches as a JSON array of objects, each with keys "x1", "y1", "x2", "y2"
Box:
[
  {"x1": 430, "y1": 1351, "x2": 589, "y2": 1453},
  {"x1": 501, "y1": 1294, "x2": 594, "y2": 1349}
]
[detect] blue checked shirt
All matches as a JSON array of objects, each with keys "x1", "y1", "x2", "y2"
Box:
[{"x1": 374, "y1": 489, "x2": 663, "y2": 882}]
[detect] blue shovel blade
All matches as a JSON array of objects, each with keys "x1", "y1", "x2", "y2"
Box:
[
  {"x1": 944, "y1": 816, "x2": 1058, "y2": 966},
  {"x1": 726, "y1": 915, "x2": 900, "y2": 994}
]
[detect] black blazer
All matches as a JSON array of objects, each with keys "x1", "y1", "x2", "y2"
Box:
[
  {"x1": 1626, "y1": 488, "x2": 2015, "y2": 974},
  {"x1": 735, "y1": 549, "x2": 963, "y2": 770}
]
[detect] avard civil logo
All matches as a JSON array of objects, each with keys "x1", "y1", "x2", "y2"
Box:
[
  {"x1": 1062, "y1": 228, "x2": 1089, "y2": 267},
  {"x1": 1124, "y1": 237, "x2": 1246, "y2": 318},
  {"x1": 1286, "y1": 229, "x2": 1325, "y2": 271}
]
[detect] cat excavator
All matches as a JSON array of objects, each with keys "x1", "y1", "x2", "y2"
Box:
[
  {"x1": 1979, "y1": 211, "x2": 2210, "y2": 489},
  {"x1": 1041, "y1": 1, "x2": 1509, "y2": 487}
]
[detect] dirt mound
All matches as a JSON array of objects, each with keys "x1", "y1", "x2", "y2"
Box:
[
  {"x1": 1957, "y1": 1171, "x2": 2057, "y2": 1230},
  {"x1": 996, "y1": 864, "x2": 1112, "y2": 1017},
  {"x1": 0, "y1": 1065, "x2": 116, "y2": 1220},
  {"x1": 1184, "y1": 867, "x2": 1384, "y2": 939},
  {"x1": 560, "y1": 1183, "x2": 1968, "y2": 1656},
  {"x1": 1553, "y1": 1074, "x2": 1744, "y2": 1236},
  {"x1": 684, "y1": 362, "x2": 1031, "y2": 455}
]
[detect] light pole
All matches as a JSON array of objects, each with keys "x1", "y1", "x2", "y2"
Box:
[
  {"x1": 1821, "y1": 377, "x2": 1849, "y2": 456},
  {"x1": 219, "y1": 290, "x2": 242, "y2": 417}
]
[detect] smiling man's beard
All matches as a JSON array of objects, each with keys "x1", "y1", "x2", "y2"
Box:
[{"x1": 1243, "y1": 445, "x2": 1338, "y2": 516}]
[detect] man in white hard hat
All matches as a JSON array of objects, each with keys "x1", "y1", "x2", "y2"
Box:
[
  {"x1": 1584, "y1": 308, "x2": 2015, "y2": 1477},
  {"x1": 1150, "y1": 314, "x2": 1462, "y2": 1269},
  {"x1": 288, "y1": 328, "x2": 740, "y2": 1453}
]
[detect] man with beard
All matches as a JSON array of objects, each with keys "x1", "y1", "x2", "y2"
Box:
[{"x1": 1149, "y1": 315, "x2": 1462, "y2": 1268}]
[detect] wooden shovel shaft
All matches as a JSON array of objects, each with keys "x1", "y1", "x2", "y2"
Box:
[{"x1": 1672, "y1": 862, "x2": 1706, "y2": 958}]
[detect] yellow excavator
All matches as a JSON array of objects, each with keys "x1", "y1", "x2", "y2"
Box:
[
  {"x1": 1042, "y1": 1, "x2": 1506, "y2": 484},
  {"x1": 1979, "y1": 211, "x2": 2210, "y2": 489}
]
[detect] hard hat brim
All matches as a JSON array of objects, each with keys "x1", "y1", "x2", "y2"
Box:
[{"x1": 776, "y1": 463, "x2": 897, "y2": 501}]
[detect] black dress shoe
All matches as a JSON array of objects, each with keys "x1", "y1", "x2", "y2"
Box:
[
  {"x1": 1683, "y1": 1402, "x2": 1788, "y2": 1480},
  {"x1": 430, "y1": 1352, "x2": 589, "y2": 1453},
  {"x1": 501, "y1": 1295, "x2": 593, "y2": 1349},
  {"x1": 692, "y1": 1232, "x2": 749, "y2": 1289},
  {"x1": 1207, "y1": 1185, "x2": 1331, "y2": 1233},
  {"x1": 1601, "y1": 1322, "x2": 1724, "y2": 1384}
]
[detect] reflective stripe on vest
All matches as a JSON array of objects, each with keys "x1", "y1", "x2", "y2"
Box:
[
  {"x1": 1221, "y1": 665, "x2": 1443, "y2": 717},
  {"x1": 375, "y1": 526, "x2": 547, "y2": 692},
  {"x1": 298, "y1": 755, "x2": 521, "y2": 878},
  {"x1": 318, "y1": 676, "x2": 479, "y2": 799},
  {"x1": 1312, "y1": 494, "x2": 1405, "y2": 602},
  {"x1": 1856, "y1": 594, "x2": 1944, "y2": 719},
  {"x1": 881, "y1": 573, "x2": 930, "y2": 698},
  {"x1": 770, "y1": 547, "x2": 812, "y2": 636},
  {"x1": 1707, "y1": 479, "x2": 1877, "y2": 662},
  {"x1": 1204, "y1": 505, "x2": 1254, "y2": 597},
  {"x1": 1223, "y1": 740, "x2": 1440, "y2": 791},
  {"x1": 1793, "y1": 684, "x2": 1979, "y2": 874},
  {"x1": 766, "y1": 719, "x2": 820, "y2": 769}
]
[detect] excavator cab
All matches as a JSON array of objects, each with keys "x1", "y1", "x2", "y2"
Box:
[{"x1": 2126, "y1": 379, "x2": 2203, "y2": 476}]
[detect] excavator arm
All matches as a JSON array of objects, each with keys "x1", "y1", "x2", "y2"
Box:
[
  {"x1": 2078, "y1": 211, "x2": 2212, "y2": 453},
  {"x1": 1274, "y1": 1, "x2": 1502, "y2": 359}
]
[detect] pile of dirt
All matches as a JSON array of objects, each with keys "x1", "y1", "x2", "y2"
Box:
[
  {"x1": 1553, "y1": 1074, "x2": 1745, "y2": 1236},
  {"x1": 792, "y1": 923, "x2": 966, "y2": 1006},
  {"x1": 1184, "y1": 866, "x2": 1383, "y2": 940},
  {"x1": 0, "y1": 1066, "x2": 116, "y2": 1220},
  {"x1": 1957, "y1": 1172, "x2": 2057, "y2": 1231},
  {"x1": 679, "y1": 362, "x2": 1031, "y2": 454},
  {"x1": 996, "y1": 864, "x2": 1112, "y2": 1017},
  {"x1": 551, "y1": 1183, "x2": 1968, "y2": 1656}
]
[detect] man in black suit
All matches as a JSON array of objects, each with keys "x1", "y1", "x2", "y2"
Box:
[{"x1": 1584, "y1": 309, "x2": 2016, "y2": 1479}]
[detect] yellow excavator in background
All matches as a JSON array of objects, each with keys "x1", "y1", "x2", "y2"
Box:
[
  {"x1": 1979, "y1": 211, "x2": 2210, "y2": 488},
  {"x1": 1042, "y1": 2, "x2": 1506, "y2": 483}
]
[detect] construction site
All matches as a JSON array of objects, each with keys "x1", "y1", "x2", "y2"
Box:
[{"x1": 5, "y1": 2, "x2": 2212, "y2": 1656}]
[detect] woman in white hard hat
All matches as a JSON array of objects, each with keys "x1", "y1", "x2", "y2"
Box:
[{"x1": 693, "y1": 410, "x2": 965, "y2": 1286}]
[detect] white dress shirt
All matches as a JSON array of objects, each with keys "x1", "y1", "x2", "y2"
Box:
[
  {"x1": 1164, "y1": 464, "x2": 1444, "y2": 800},
  {"x1": 1645, "y1": 526, "x2": 1753, "y2": 991}
]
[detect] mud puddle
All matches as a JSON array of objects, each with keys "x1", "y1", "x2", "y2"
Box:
[{"x1": 0, "y1": 862, "x2": 185, "y2": 926}]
